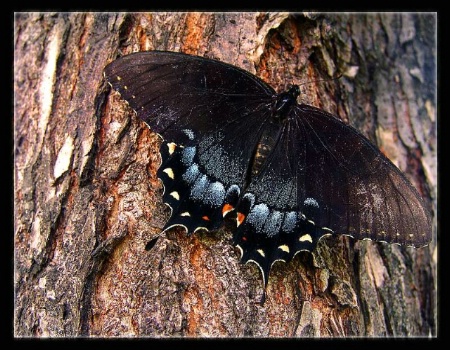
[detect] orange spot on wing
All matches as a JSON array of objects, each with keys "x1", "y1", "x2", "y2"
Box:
[
  {"x1": 202, "y1": 215, "x2": 210, "y2": 221},
  {"x1": 237, "y1": 212, "x2": 246, "y2": 227},
  {"x1": 222, "y1": 203, "x2": 234, "y2": 216}
]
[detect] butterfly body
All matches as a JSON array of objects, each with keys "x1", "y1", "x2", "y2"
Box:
[{"x1": 104, "y1": 50, "x2": 431, "y2": 293}]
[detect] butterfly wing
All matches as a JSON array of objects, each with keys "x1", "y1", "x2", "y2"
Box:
[{"x1": 104, "y1": 51, "x2": 277, "y2": 232}]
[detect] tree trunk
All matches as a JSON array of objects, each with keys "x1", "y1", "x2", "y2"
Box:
[{"x1": 14, "y1": 12, "x2": 437, "y2": 337}]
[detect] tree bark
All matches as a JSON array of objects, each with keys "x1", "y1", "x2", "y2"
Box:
[{"x1": 14, "y1": 12, "x2": 437, "y2": 337}]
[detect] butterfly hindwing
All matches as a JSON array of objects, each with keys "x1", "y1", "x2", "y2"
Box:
[{"x1": 157, "y1": 135, "x2": 228, "y2": 233}]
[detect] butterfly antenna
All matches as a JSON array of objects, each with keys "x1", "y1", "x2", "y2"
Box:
[{"x1": 296, "y1": 73, "x2": 343, "y2": 89}]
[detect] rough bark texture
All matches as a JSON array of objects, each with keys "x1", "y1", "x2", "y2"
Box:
[{"x1": 14, "y1": 12, "x2": 437, "y2": 337}]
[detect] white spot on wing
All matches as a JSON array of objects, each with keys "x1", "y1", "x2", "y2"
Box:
[
  {"x1": 167, "y1": 142, "x2": 177, "y2": 155},
  {"x1": 163, "y1": 168, "x2": 175, "y2": 179},
  {"x1": 299, "y1": 234, "x2": 313, "y2": 243},
  {"x1": 170, "y1": 191, "x2": 180, "y2": 200},
  {"x1": 278, "y1": 245, "x2": 290, "y2": 253}
]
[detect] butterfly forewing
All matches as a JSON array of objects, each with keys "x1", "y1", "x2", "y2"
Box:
[{"x1": 104, "y1": 51, "x2": 274, "y2": 138}]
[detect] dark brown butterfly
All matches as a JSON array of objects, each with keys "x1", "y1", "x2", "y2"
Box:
[{"x1": 104, "y1": 51, "x2": 431, "y2": 298}]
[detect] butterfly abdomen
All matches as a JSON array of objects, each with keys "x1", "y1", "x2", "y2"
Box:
[{"x1": 249, "y1": 122, "x2": 281, "y2": 179}]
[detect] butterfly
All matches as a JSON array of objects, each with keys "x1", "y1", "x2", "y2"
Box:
[{"x1": 104, "y1": 50, "x2": 432, "y2": 299}]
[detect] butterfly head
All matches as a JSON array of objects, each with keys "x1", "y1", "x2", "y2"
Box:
[
  {"x1": 288, "y1": 84, "x2": 300, "y2": 97},
  {"x1": 273, "y1": 85, "x2": 300, "y2": 121}
]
